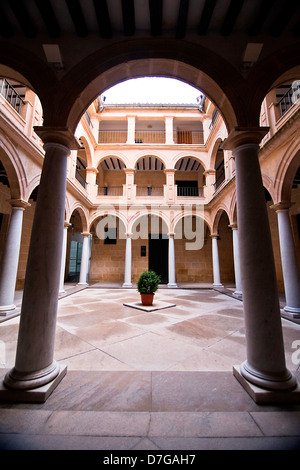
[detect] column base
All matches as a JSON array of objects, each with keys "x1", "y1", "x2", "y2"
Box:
[
  {"x1": 4, "y1": 360, "x2": 61, "y2": 390},
  {"x1": 77, "y1": 282, "x2": 88, "y2": 286},
  {"x1": 283, "y1": 305, "x2": 300, "y2": 315},
  {"x1": 167, "y1": 283, "x2": 177, "y2": 288},
  {"x1": 0, "y1": 307, "x2": 20, "y2": 319},
  {"x1": 0, "y1": 364, "x2": 67, "y2": 403},
  {"x1": 0, "y1": 303, "x2": 17, "y2": 313},
  {"x1": 239, "y1": 360, "x2": 297, "y2": 391},
  {"x1": 213, "y1": 283, "x2": 224, "y2": 288},
  {"x1": 122, "y1": 283, "x2": 133, "y2": 288},
  {"x1": 233, "y1": 365, "x2": 300, "y2": 404},
  {"x1": 233, "y1": 290, "x2": 243, "y2": 299}
]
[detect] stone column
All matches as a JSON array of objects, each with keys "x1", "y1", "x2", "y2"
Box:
[
  {"x1": 211, "y1": 234, "x2": 223, "y2": 287},
  {"x1": 168, "y1": 233, "x2": 177, "y2": 288},
  {"x1": 78, "y1": 232, "x2": 90, "y2": 285},
  {"x1": 164, "y1": 169, "x2": 176, "y2": 203},
  {"x1": 3, "y1": 128, "x2": 78, "y2": 396},
  {"x1": 123, "y1": 234, "x2": 132, "y2": 287},
  {"x1": 273, "y1": 202, "x2": 300, "y2": 316},
  {"x1": 165, "y1": 116, "x2": 174, "y2": 144},
  {"x1": 59, "y1": 222, "x2": 70, "y2": 294},
  {"x1": 0, "y1": 199, "x2": 30, "y2": 314},
  {"x1": 85, "y1": 167, "x2": 98, "y2": 199},
  {"x1": 126, "y1": 116, "x2": 135, "y2": 144},
  {"x1": 124, "y1": 168, "x2": 136, "y2": 203},
  {"x1": 223, "y1": 128, "x2": 297, "y2": 394},
  {"x1": 229, "y1": 223, "x2": 242, "y2": 298}
]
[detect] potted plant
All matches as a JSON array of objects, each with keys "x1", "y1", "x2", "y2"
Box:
[{"x1": 137, "y1": 270, "x2": 161, "y2": 306}]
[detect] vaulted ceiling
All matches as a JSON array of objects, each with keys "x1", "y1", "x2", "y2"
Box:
[{"x1": 0, "y1": 0, "x2": 299, "y2": 40}]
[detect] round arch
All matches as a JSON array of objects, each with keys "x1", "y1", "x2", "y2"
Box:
[
  {"x1": 67, "y1": 203, "x2": 89, "y2": 232},
  {"x1": 275, "y1": 140, "x2": 300, "y2": 203},
  {"x1": 173, "y1": 154, "x2": 206, "y2": 172},
  {"x1": 89, "y1": 209, "x2": 127, "y2": 234},
  {"x1": 95, "y1": 153, "x2": 128, "y2": 170},
  {"x1": 212, "y1": 206, "x2": 231, "y2": 234},
  {"x1": 134, "y1": 154, "x2": 167, "y2": 170},
  {"x1": 76, "y1": 135, "x2": 93, "y2": 168},
  {"x1": 54, "y1": 39, "x2": 244, "y2": 133},
  {"x1": 25, "y1": 175, "x2": 40, "y2": 202},
  {"x1": 129, "y1": 211, "x2": 169, "y2": 237},
  {"x1": 0, "y1": 132, "x2": 26, "y2": 200}
]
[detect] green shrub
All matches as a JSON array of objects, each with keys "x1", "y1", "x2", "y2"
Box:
[{"x1": 137, "y1": 270, "x2": 161, "y2": 294}]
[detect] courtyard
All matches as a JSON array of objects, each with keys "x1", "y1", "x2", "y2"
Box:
[{"x1": 0, "y1": 285, "x2": 299, "y2": 450}]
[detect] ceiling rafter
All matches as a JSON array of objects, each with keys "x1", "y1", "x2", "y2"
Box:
[
  {"x1": 34, "y1": 0, "x2": 61, "y2": 38},
  {"x1": 121, "y1": 0, "x2": 135, "y2": 36},
  {"x1": 221, "y1": 0, "x2": 245, "y2": 36},
  {"x1": 247, "y1": 0, "x2": 271, "y2": 36},
  {"x1": 0, "y1": 4, "x2": 14, "y2": 37},
  {"x1": 93, "y1": 0, "x2": 112, "y2": 38},
  {"x1": 149, "y1": 0, "x2": 163, "y2": 36},
  {"x1": 0, "y1": 1, "x2": 298, "y2": 42},
  {"x1": 176, "y1": 0, "x2": 190, "y2": 39},
  {"x1": 65, "y1": 0, "x2": 88, "y2": 37},
  {"x1": 198, "y1": 0, "x2": 217, "y2": 35},
  {"x1": 9, "y1": 0, "x2": 37, "y2": 38},
  {"x1": 269, "y1": 0, "x2": 299, "y2": 37}
]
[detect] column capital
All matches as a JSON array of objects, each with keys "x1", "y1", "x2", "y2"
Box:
[
  {"x1": 124, "y1": 168, "x2": 136, "y2": 174},
  {"x1": 10, "y1": 199, "x2": 31, "y2": 210},
  {"x1": 204, "y1": 169, "x2": 216, "y2": 176},
  {"x1": 64, "y1": 221, "x2": 72, "y2": 228},
  {"x1": 210, "y1": 233, "x2": 219, "y2": 239},
  {"x1": 229, "y1": 223, "x2": 238, "y2": 230},
  {"x1": 270, "y1": 201, "x2": 294, "y2": 212},
  {"x1": 222, "y1": 127, "x2": 269, "y2": 151},
  {"x1": 81, "y1": 232, "x2": 91, "y2": 237},
  {"x1": 34, "y1": 126, "x2": 80, "y2": 150},
  {"x1": 86, "y1": 167, "x2": 98, "y2": 174},
  {"x1": 164, "y1": 168, "x2": 177, "y2": 174}
]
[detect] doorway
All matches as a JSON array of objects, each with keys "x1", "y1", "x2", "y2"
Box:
[{"x1": 148, "y1": 234, "x2": 168, "y2": 284}]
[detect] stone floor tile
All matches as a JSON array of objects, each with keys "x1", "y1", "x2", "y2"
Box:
[
  {"x1": 250, "y1": 411, "x2": 300, "y2": 436},
  {"x1": 148, "y1": 411, "x2": 262, "y2": 437},
  {"x1": 43, "y1": 410, "x2": 151, "y2": 436}
]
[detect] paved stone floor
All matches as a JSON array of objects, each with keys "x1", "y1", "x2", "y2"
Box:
[{"x1": 0, "y1": 284, "x2": 300, "y2": 451}]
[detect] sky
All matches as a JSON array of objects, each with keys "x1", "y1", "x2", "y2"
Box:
[{"x1": 101, "y1": 77, "x2": 202, "y2": 105}]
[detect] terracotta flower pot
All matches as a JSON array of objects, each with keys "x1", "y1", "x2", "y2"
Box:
[{"x1": 141, "y1": 293, "x2": 154, "y2": 306}]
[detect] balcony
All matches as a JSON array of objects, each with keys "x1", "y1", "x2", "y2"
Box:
[
  {"x1": 277, "y1": 81, "x2": 300, "y2": 117},
  {"x1": 177, "y1": 186, "x2": 203, "y2": 197},
  {"x1": 0, "y1": 78, "x2": 25, "y2": 114},
  {"x1": 98, "y1": 129, "x2": 204, "y2": 145},
  {"x1": 136, "y1": 186, "x2": 164, "y2": 196},
  {"x1": 98, "y1": 186, "x2": 123, "y2": 196}
]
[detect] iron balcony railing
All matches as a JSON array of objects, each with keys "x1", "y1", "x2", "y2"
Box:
[
  {"x1": 75, "y1": 170, "x2": 86, "y2": 189},
  {"x1": 136, "y1": 186, "x2": 164, "y2": 196},
  {"x1": 277, "y1": 81, "x2": 300, "y2": 117},
  {"x1": 98, "y1": 186, "x2": 123, "y2": 196},
  {"x1": 177, "y1": 186, "x2": 204, "y2": 197},
  {"x1": 98, "y1": 129, "x2": 204, "y2": 144},
  {"x1": 0, "y1": 78, "x2": 25, "y2": 114}
]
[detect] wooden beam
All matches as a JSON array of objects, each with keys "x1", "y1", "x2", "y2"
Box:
[
  {"x1": 65, "y1": 0, "x2": 88, "y2": 37},
  {"x1": 121, "y1": 0, "x2": 135, "y2": 36},
  {"x1": 221, "y1": 0, "x2": 245, "y2": 36},
  {"x1": 198, "y1": 0, "x2": 217, "y2": 35},
  {"x1": 93, "y1": 0, "x2": 112, "y2": 38},
  {"x1": 176, "y1": 0, "x2": 189, "y2": 39},
  {"x1": 34, "y1": 0, "x2": 61, "y2": 37},
  {"x1": 149, "y1": 0, "x2": 163, "y2": 36}
]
